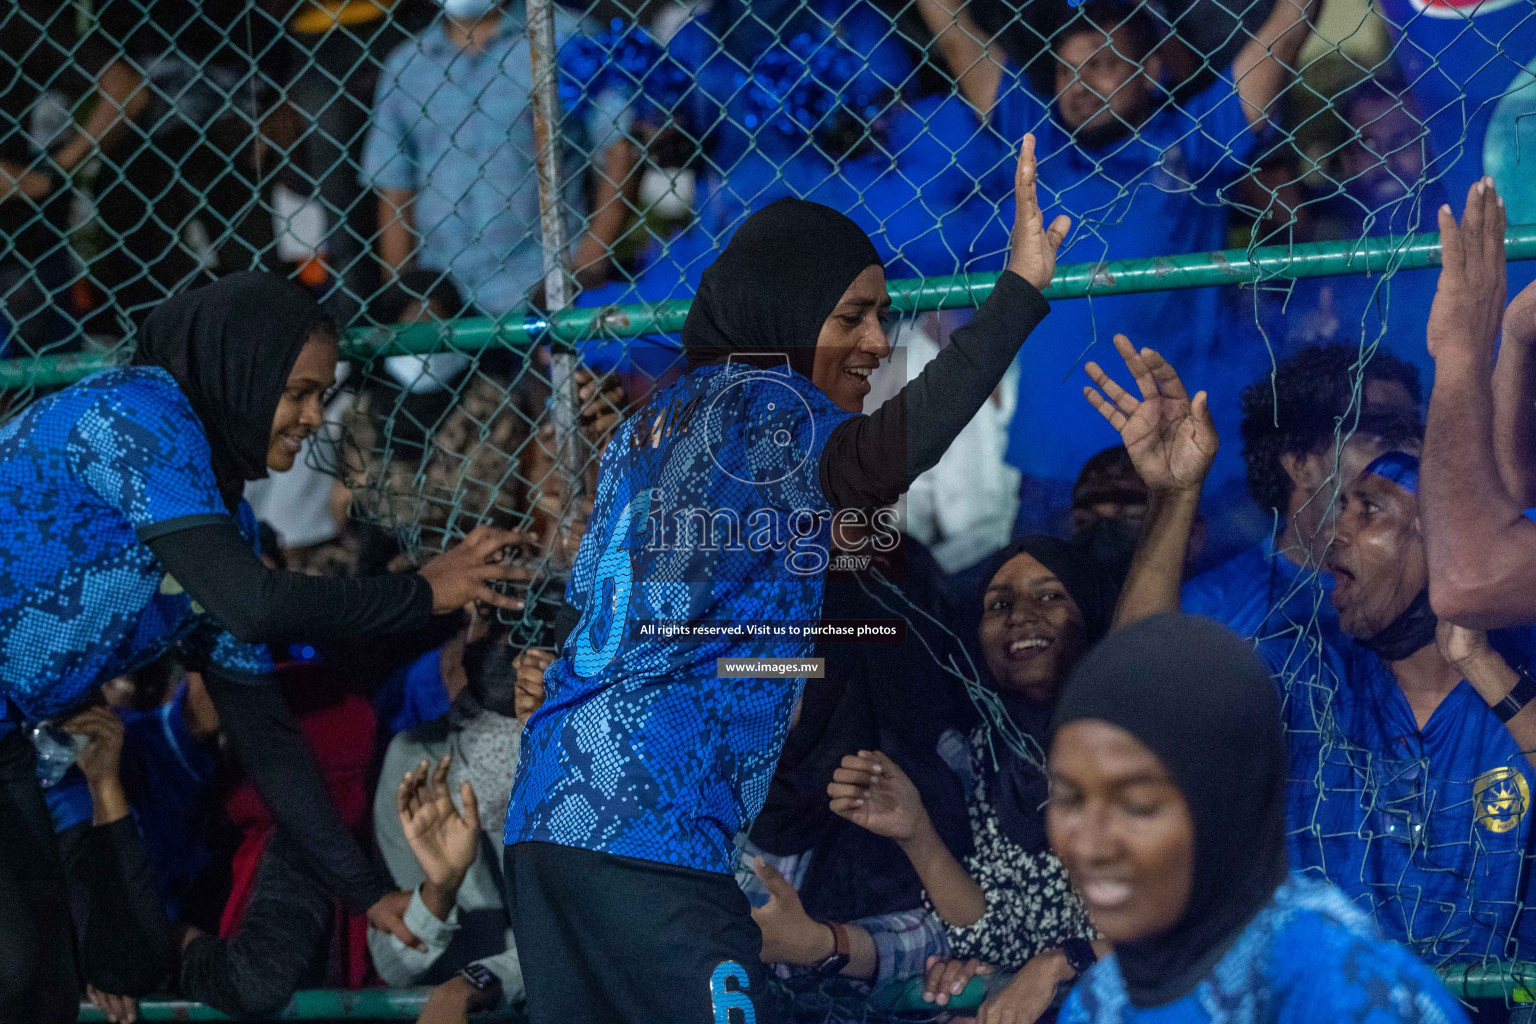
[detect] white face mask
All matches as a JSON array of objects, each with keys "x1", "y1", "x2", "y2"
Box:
[
  {"x1": 437, "y1": 0, "x2": 498, "y2": 19},
  {"x1": 383, "y1": 353, "x2": 471, "y2": 395}
]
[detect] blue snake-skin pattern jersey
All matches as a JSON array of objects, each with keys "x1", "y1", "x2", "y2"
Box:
[
  {"x1": 0, "y1": 366, "x2": 274, "y2": 721},
  {"x1": 505, "y1": 362, "x2": 855, "y2": 873},
  {"x1": 1060, "y1": 874, "x2": 1468, "y2": 1024}
]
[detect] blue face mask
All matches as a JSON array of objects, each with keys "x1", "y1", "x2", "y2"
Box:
[{"x1": 438, "y1": 0, "x2": 498, "y2": 21}]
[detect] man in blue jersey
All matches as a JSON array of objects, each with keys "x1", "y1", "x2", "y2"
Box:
[
  {"x1": 914, "y1": 0, "x2": 1318, "y2": 526},
  {"x1": 503, "y1": 137, "x2": 1070, "y2": 1024},
  {"x1": 1183, "y1": 343, "x2": 1422, "y2": 642},
  {"x1": 1085, "y1": 321, "x2": 1536, "y2": 963}
]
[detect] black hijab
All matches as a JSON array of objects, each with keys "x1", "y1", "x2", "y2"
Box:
[
  {"x1": 980, "y1": 535, "x2": 1119, "y2": 854},
  {"x1": 747, "y1": 541, "x2": 972, "y2": 921},
  {"x1": 681, "y1": 198, "x2": 882, "y2": 380},
  {"x1": 133, "y1": 271, "x2": 330, "y2": 509},
  {"x1": 1052, "y1": 613, "x2": 1289, "y2": 1008}
]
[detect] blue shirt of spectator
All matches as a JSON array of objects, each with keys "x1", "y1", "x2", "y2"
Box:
[
  {"x1": 45, "y1": 679, "x2": 217, "y2": 920},
  {"x1": 375, "y1": 644, "x2": 452, "y2": 737},
  {"x1": 1261, "y1": 633, "x2": 1536, "y2": 963},
  {"x1": 576, "y1": 94, "x2": 996, "y2": 377},
  {"x1": 360, "y1": 5, "x2": 587, "y2": 317},
  {"x1": 1184, "y1": 533, "x2": 1339, "y2": 642},
  {"x1": 980, "y1": 64, "x2": 1262, "y2": 516}
]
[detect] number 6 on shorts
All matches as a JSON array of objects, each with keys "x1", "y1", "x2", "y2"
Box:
[{"x1": 709, "y1": 961, "x2": 756, "y2": 1024}]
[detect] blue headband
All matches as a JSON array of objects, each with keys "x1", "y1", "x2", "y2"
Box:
[{"x1": 1361, "y1": 450, "x2": 1420, "y2": 496}]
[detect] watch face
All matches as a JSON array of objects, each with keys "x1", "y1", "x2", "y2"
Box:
[
  {"x1": 461, "y1": 964, "x2": 497, "y2": 992},
  {"x1": 817, "y1": 952, "x2": 851, "y2": 976}
]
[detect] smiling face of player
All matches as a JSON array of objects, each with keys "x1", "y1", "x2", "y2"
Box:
[
  {"x1": 1048, "y1": 718, "x2": 1196, "y2": 943},
  {"x1": 811, "y1": 264, "x2": 893, "y2": 414},
  {"x1": 267, "y1": 331, "x2": 338, "y2": 473}
]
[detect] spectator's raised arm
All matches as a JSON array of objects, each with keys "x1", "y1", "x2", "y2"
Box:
[
  {"x1": 1082, "y1": 334, "x2": 1218, "y2": 627},
  {"x1": 914, "y1": 0, "x2": 1007, "y2": 117},
  {"x1": 1231, "y1": 0, "x2": 1321, "y2": 130},
  {"x1": 1421, "y1": 180, "x2": 1533, "y2": 628}
]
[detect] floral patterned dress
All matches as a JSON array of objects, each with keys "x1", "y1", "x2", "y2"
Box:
[{"x1": 928, "y1": 726, "x2": 1095, "y2": 969}]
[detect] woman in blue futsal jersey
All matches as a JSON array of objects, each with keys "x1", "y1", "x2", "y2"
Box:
[
  {"x1": 1051, "y1": 613, "x2": 1469, "y2": 1024},
  {"x1": 503, "y1": 135, "x2": 1071, "y2": 1024},
  {"x1": 0, "y1": 271, "x2": 524, "y2": 1023}
]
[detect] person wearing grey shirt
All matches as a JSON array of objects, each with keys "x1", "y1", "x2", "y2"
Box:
[{"x1": 370, "y1": 633, "x2": 553, "y2": 1023}]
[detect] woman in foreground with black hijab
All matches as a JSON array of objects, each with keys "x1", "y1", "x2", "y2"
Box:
[
  {"x1": 0, "y1": 271, "x2": 522, "y2": 1022},
  {"x1": 1050, "y1": 613, "x2": 1466, "y2": 1024},
  {"x1": 502, "y1": 135, "x2": 1069, "y2": 1024},
  {"x1": 828, "y1": 535, "x2": 1116, "y2": 1023}
]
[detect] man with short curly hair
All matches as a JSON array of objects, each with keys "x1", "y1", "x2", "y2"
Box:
[{"x1": 1182, "y1": 343, "x2": 1422, "y2": 640}]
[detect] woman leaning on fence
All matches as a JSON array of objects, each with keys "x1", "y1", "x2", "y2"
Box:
[
  {"x1": 0, "y1": 271, "x2": 526, "y2": 1023},
  {"x1": 501, "y1": 134, "x2": 1070, "y2": 1024}
]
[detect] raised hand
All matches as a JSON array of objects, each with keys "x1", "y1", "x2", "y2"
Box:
[
  {"x1": 418, "y1": 525, "x2": 536, "y2": 614},
  {"x1": 827, "y1": 750, "x2": 930, "y2": 845},
  {"x1": 397, "y1": 756, "x2": 481, "y2": 893},
  {"x1": 1006, "y1": 134, "x2": 1072, "y2": 292},
  {"x1": 61, "y1": 706, "x2": 124, "y2": 788},
  {"x1": 1428, "y1": 177, "x2": 1507, "y2": 366},
  {"x1": 1083, "y1": 333, "x2": 1218, "y2": 495}
]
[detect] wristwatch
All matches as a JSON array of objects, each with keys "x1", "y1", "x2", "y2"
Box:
[
  {"x1": 457, "y1": 963, "x2": 503, "y2": 1010},
  {"x1": 1491, "y1": 666, "x2": 1536, "y2": 723},
  {"x1": 1062, "y1": 937, "x2": 1098, "y2": 976},
  {"x1": 813, "y1": 921, "x2": 851, "y2": 976}
]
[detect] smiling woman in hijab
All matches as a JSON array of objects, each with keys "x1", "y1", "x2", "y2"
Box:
[
  {"x1": 1050, "y1": 613, "x2": 1468, "y2": 1024},
  {"x1": 502, "y1": 136, "x2": 1069, "y2": 1024},
  {"x1": 0, "y1": 270, "x2": 526, "y2": 1021},
  {"x1": 828, "y1": 534, "x2": 1118, "y2": 1021}
]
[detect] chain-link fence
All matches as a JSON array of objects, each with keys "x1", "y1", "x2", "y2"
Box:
[{"x1": 4, "y1": 0, "x2": 1536, "y2": 1005}]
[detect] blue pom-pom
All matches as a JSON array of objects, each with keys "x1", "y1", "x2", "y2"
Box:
[
  {"x1": 557, "y1": 23, "x2": 688, "y2": 126},
  {"x1": 736, "y1": 29, "x2": 890, "y2": 150}
]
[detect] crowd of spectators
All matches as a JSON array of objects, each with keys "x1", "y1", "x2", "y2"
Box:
[{"x1": 4, "y1": 0, "x2": 1536, "y2": 1022}]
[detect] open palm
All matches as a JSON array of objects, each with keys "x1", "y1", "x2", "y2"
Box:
[
  {"x1": 1083, "y1": 333, "x2": 1218, "y2": 494},
  {"x1": 397, "y1": 756, "x2": 481, "y2": 889}
]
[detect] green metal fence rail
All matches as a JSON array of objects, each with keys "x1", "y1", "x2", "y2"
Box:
[
  {"x1": 73, "y1": 963, "x2": 1536, "y2": 1022},
  {"x1": 75, "y1": 988, "x2": 522, "y2": 1022},
  {"x1": 5, "y1": 223, "x2": 1533, "y2": 393}
]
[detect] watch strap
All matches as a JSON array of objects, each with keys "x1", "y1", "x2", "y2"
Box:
[
  {"x1": 1062, "y1": 937, "x2": 1098, "y2": 976},
  {"x1": 813, "y1": 921, "x2": 852, "y2": 976},
  {"x1": 458, "y1": 963, "x2": 502, "y2": 1008},
  {"x1": 1493, "y1": 667, "x2": 1536, "y2": 723}
]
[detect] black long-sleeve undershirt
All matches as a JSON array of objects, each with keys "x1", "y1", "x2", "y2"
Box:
[
  {"x1": 818, "y1": 270, "x2": 1050, "y2": 510},
  {"x1": 147, "y1": 523, "x2": 433, "y2": 645},
  {"x1": 204, "y1": 668, "x2": 392, "y2": 914}
]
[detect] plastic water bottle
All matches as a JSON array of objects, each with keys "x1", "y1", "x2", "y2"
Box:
[{"x1": 30, "y1": 721, "x2": 78, "y2": 788}]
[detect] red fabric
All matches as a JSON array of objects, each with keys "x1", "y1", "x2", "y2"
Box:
[{"x1": 218, "y1": 683, "x2": 377, "y2": 989}]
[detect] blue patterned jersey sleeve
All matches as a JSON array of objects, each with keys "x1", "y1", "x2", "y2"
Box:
[
  {"x1": 1272, "y1": 910, "x2": 1469, "y2": 1024},
  {"x1": 66, "y1": 370, "x2": 228, "y2": 540}
]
